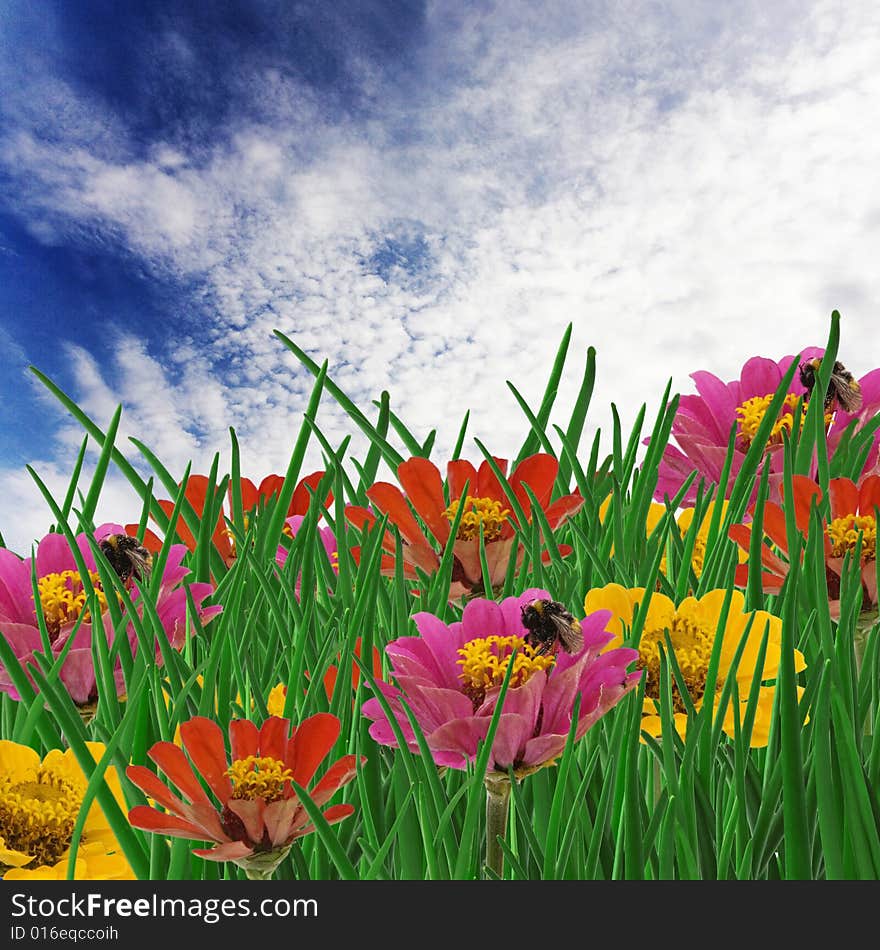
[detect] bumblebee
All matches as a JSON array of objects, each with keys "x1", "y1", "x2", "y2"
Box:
[
  {"x1": 99, "y1": 534, "x2": 153, "y2": 584},
  {"x1": 799, "y1": 357, "x2": 862, "y2": 413},
  {"x1": 520, "y1": 598, "x2": 584, "y2": 656}
]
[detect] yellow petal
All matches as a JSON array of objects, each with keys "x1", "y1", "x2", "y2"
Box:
[
  {"x1": 0, "y1": 740, "x2": 41, "y2": 782},
  {"x1": 584, "y1": 583, "x2": 638, "y2": 640},
  {"x1": 0, "y1": 836, "x2": 38, "y2": 868}
]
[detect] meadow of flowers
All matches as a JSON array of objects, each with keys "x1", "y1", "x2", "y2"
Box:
[{"x1": 2, "y1": 311, "x2": 880, "y2": 881}]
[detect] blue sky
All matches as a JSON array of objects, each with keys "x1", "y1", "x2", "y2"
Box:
[{"x1": 2, "y1": 0, "x2": 879, "y2": 552}]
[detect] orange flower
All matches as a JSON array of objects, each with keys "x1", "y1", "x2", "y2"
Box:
[
  {"x1": 729, "y1": 473, "x2": 880, "y2": 618},
  {"x1": 345, "y1": 454, "x2": 583, "y2": 600},
  {"x1": 127, "y1": 714, "x2": 362, "y2": 879},
  {"x1": 128, "y1": 472, "x2": 330, "y2": 567}
]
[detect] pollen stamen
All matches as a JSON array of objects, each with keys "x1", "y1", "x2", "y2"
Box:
[
  {"x1": 457, "y1": 635, "x2": 555, "y2": 708},
  {"x1": 637, "y1": 605, "x2": 714, "y2": 712},
  {"x1": 827, "y1": 514, "x2": 877, "y2": 559},
  {"x1": 443, "y1": 496, "x2": 511, "y2": 541},
  {"x1": 36, "y1": 570, "x2": 112, "y2": 639},
  {"x1": 226, "y1": 755, "x2": 293, "y2": 803},
  {"x1": 735, "y1": 393, "x2": 834, "y2": 450},
  {"x1": 0, "y1": 768, "x2": 82, "y2": 869}
]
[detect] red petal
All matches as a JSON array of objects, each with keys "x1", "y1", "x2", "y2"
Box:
[
  {"x1": 543, "y1": 493, "x2": 584, "y2": 529},
  {"x1": 179, "y1": 717, "x2": 233, "y2": 802},
  {"x1": 859, "y1": 475, "x2": 880, "y2": 517},
  {"x1": 157, "y1": 499, "x2": 197, "y2": 551},
  {"x1": 447, "y1": 460, "x2": 478, "y2": 500},
  {"x1": 263, "y1": 797, "x2": 302, "y2": 846},
  {"x1": 126, "y1": 764, "x2": 191, "y2": 817},
  {"x1": 226, "y1": 798, "x2": 266, "y2": 845},
  {"x1": 829, "y1": 477, "x2": 859, "y2": 519},
  {"x1": 229, "y1": 718, "x2": 260, "y2": 762},
  {"x1": 183, "y1": 475, "x2": 211, "y2": 515},
  {"x1": 733, "y1": 564, "x2": 750, "y2": 587},
  {"x1": 146, "y1": 742, "x2": 217, "y2": 810},
  {"x1": 193, "y1": 841, "x2": 254, "y2": 862},
  {"x1": 397, "y1": 458, "x2": 450, "y2": 546},
  {"x1": 258, "y1": 716, "x2": 290, "y2": 762},
  {"x1": 509, "y1": 453, "x2": 558, "y2": 515},
  {"x1": 366, "y1": 483, "x2": 430, "y2": 549},
  {"x1": 126, "y1": 766, "x2": 228, "y2": 840},
  {"x1": 308, "y1": 754, "x2": 362, "y2": 807},
  {"x1": 760, "y1": 571, "x2": 785, "y2": 591},
  {"x1": 291, "y1": 471, "x2": 331, "y2": 515},
  {"x1": 476, "y1": 457, "x2": 508, "y2": 500},
  {"x1": 728, "y1": 523, "x2": 753, "y2": 552},
  {"x1": 319, "y1": 803, "x2": 356, "y2": 827},
  {"x1": 379, "y1": 553, "x2": 419, "y2": 578},
  {"x1": 287, "y1": 713, "x2": 340, "y2": 785},
  {"x1": 789, "y1": 475, "x2": 822, "y2": 532},
  {"x1": 128, "y1": 805, "x2": 223, "y2": 842},
  {"x1": 344, "y1": 505, "x2": 377, "y2": 531},
  {"x1": 238, "y1": 477, "x2": 260, "y2": 511},
  {"x1": 256, "y1": 474, "x2": 284, "y2": 502},
  {"x1": 290, "y1": 804, "x2": 356, "y2": 837},
  {"x1": 129, "y1": 526, "x2": 164, "y2": 553},
  {"x1": 762, "y1": 502, "x2": 790, "y2": 553}
]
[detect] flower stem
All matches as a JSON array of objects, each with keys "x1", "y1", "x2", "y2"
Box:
[
  {"x1": 484, "y1": 772, "x2": 512, "y2": 879},
  {"x1": 236, "y1": 846, "x2": 292, "y2": 881}
]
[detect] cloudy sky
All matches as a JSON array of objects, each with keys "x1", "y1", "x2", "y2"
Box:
[{"x1": 1, "y1": 0, "x2": 879, "y2": 553}]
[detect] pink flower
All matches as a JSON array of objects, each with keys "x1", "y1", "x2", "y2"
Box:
[
  {"x1": 0, "y1": 523, "x2": 221, "y2": 707},
  {"x1": 653, "y1": 349, "x2": 880, "y2": 506},
  {"x1": 275, "y1": 515, "x2": 338, "y2": 598},
  {"x1": 361, "y1": 589, "x2": 641, "y2": 776}
]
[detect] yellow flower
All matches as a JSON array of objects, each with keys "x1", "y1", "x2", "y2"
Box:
[
  {"x1": 599, "y1": 497, "x2": 744, "y2": 580},
  {"x1": 583, "y1": 584, "x2": 806, "y2": 747},
  {"x1": 266, "y1": 683, "x2": 287, "y2": 717},
  {"x1": 0, "y1": 741, "x2": 133, "y2": 880}
]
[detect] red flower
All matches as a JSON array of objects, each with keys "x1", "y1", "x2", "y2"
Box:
[
  {"x1": 322, "y1": 638, "x2": 384, "y2": 702},
  {"x1": 729, "y1": 473, "x2": 880, "y2": 618},
  {"x1": 128, "y1": 472, "x2": 330, "y2": 567},
  {"x1": 126, "y1": 714, "x2": 362, "y2": 878},
  {"x1": 345, "y1": 454, "x2": 583, "y2": 600}
]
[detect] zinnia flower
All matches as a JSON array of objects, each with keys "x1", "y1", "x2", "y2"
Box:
[
  {"x1": 0, "y1": 524, "x2": 221, "y2": 713},
  {"x1": 729, "y1": 473, "x2": 880, "y2": 619},
  {"x1": 275, "y1": 515, "x2": 339, "y2": 598},
  {"x1": 126, "y1": 714, "x2": 363, "y2": 879},
  {"x1": 345, "y1": 455, "x2": 583, "y2": 601},
  {"x1": 0, "y1": 740, "x2": 133, "y2": 880},
  {"x1": 653, "y1": 351, "x2": 880, "y2": 507},
  {"x1": 130, "y1": 471, "x2": 330, "y2": 567},
  {"x1": 361, "y1": 589, "x2": 640, "y2": 778},
  {"x1": 583, "y1": 584, "x2": 805, "y2": 746},
  {"x1": 599, "y1": 496, "x2": 742, "y2": 582}
]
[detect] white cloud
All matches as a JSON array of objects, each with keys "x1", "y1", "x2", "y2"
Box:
[{"x1": 2, "y1": 0, "x2": 880, "y2": 552}]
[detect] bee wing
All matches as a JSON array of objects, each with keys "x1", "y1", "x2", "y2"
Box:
[
  {"x1": 553, "y1": 614, "x2": 584, "y2": 654},
  {"x1": 834, "y1": 377, "x2": 863, "y2": 413},
  {"x1": 129, "y1": 548, "x2": 154, "y2": 581}
]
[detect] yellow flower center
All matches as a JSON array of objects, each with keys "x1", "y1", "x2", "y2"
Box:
[
  {"x1": 659, "y1": 535, "x2": 707, "y2": 581},
  {"x1": 443, "y1": 496, "x2": 511, "y2": 541},
  {"x1": 226, "y1": 755, "x2": 293, "y2": 803},
  {"x1": 638, "y1": 603, "x2": 714, "y2": 712},
  {"x1": 457, "y1": 635, "x2": 555, "y2": 707},
  {"x1": 36, "y1": 570, "x2": 112, "y2": 639},
  {"x1": 735, "y1": 393, "x2": 833, "y2": 450},
  {"x1": 0, "y1": 767, "x2": 82, "y2": 869},
  {"x1": 827, "y1": 514, "x2": 877, "y2": 559}
]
